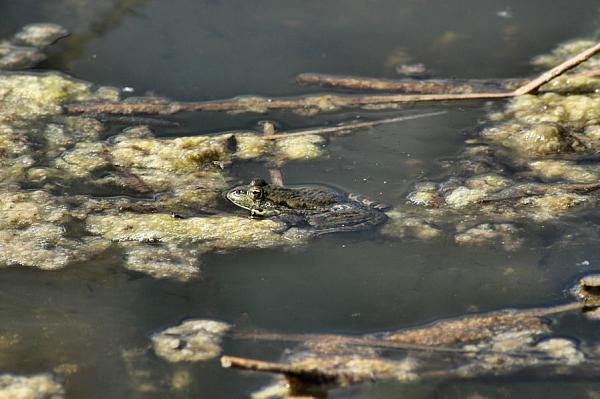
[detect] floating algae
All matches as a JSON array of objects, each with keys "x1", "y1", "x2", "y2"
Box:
[
  {"x1": 119, "y1": 242, "x2": 201, "y2": 282},
  {"x1": 0, "y1": 73, "x2": 119, "y2": 122},
  {"x1": 86, "y1": 213, "x2": 308, "y2": 251},
  {"x1": 383, "y1": 38, "x2": 600, "y2": 248},
  {"x1": 0, "y1": 23, "x2": 68, "y2": 70},
  {"x1": 2, "y1": 17, "x2": 600, "y2": 399},
  {"x1": 0, "y1": 24, "x2": 329, "y2": 279},
  {"x1": 0, "y1": 373, "x2": 64, "y2": 399},
  {"x1": 221, "y1": 301, "x2": 587, "y2": 398},
  {"x1": 2, "y1": 22, "x2": 600, "y2": 270},
  {"x1": 142, "y1": 276, "x2": 597, "y2": 398},
  {"x1": 0, "y1": 190, "x2": 109, "y2": 270},
  {"x1": 454, "y1": 222, "x2": 523, "y2": 250},
  {"x1": 151, "y1": 319, "x2": 231, "y2": 363}
]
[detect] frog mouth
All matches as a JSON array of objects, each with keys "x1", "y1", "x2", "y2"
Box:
[{"x1": 249, "y1": 208, "x2": 268, "y2": 217}]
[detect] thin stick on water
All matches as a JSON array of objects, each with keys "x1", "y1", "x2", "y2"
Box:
[
  {"x1": 513, "y1": 42, "x2": 600, "y2": 95},
  {"x1": 62, "y1": 42, "x2": 600, "y2": 116},
  {"x1": 261, "y1": 120, "x2": 285, "y2": 186},
  {"x1": 296, "y1": 73, "x2": 526, "y2": 93},
  {"x1": 62, "y1": 90, "x2": 511, "y2": 116},
  {"x1": 262, "y1": 111, "x2": 447, "y2": 140},
  {"x1": 296, "y1": 70, "x2": 600, "y2": 94},
  {"x1": 226, "y1": 301, "x2": 585, "y2": 357},
  {"x1": 220, "y1": 301, "x2": 595, "y2": 390},
  {"x1": 259, "y1": 112, "x2": 446, "y2": 185}
]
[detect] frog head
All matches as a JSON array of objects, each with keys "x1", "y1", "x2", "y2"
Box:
[{"x1": 225, "y1": 179, "x2": 279, "y2": 217}]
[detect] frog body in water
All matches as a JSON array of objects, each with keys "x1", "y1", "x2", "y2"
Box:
[{"x1": 225, "y1": 179, "x2": 387, "y2": 234}]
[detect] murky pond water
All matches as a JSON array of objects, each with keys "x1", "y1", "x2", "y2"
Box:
[{"x1": 3, "y1": 1, "x2": 600, "y2": 398}]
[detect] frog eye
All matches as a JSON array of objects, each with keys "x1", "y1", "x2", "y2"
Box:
[{"x1": 249, "y1": 187, "x2": 264, "y2": 200}]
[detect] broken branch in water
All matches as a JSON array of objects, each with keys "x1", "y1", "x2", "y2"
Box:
[
  {"x1": 219, "y1": 300, "x2": 590, "y2": 396},
  {"x1": 262, "y1": 111, "x2": 447, "y2": 140},
  {"x1": 261, "y1": 120, "x2": 285, "y2": 186},
  {"x1": 513, "y1": 42, "x2": 600, "y2": 95},
  {"x1": 62, "y1": 90, "x2": 509, "y2": 116},
  {"x1": 62, "y1": 42, "x2": 600, "y2": 116},
  {"x1": 152, "y1": 277, "x2": 600, "y2": 397},
  {"x1": 256, "y1": 113, "x2": 439, "y2": 184},
  {"x1": 481, "y1": 181, "x2": 600, "y2": 204},
  {"x1": 297, "y1": 73, "x2": 526, "y2": 93},
  {"x1": 97, "y1": 115, "x2": 180, "y2": 128},
  {"x1": 297, "y1": 71, "x2": 600, "y2": 94},
  {"x1": 221, "y1": 355, "x2": 361, "y2": 393},
  {"x1": 228, "y1": 301, "x2": 583, "y2": 355}
]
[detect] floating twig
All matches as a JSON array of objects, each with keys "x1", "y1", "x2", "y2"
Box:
[
  {"x1": 63, "y1": 42, "x2": 600, "y2": 117},
  {"x1": 62, "y1": 87, "x2": 511, "y2": 116},
  {"x1": 222, "y1": 356, "x2": 323, "y2": 377},
  {"x1": 481, "y1": 182, "x2": 600, "y2": 204},
  {"x1": 262, "y1": 111, "x2": 447, "y2": 140},
  {"x1": 297, "y1": 73, "x2": 525, "y2": 93},
  {"x1": 229, "y1": 301, "x2": 583, "y2": 355},
  {"x1": 97, "y1": 115, "x2": 180, "y2": 128},
  {"x1": 220, "y1": 301, "x2": 588, "y2": 396},
  {"x1": 261, "y1": 120, "x2": 285, "y2": 186},
  {"x1": 513, "y1": 42, "x2": 600, "y2": 95}
]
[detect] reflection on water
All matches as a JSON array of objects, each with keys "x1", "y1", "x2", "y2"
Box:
[{"x1": 2, "y1": 0, "x2": 600, "y2": 397}]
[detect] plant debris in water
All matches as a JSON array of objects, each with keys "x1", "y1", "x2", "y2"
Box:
[
  {"x1": 2, "y1": 18, "x2": 600, "y2": 399},
  {"x1": 0, "y1": 23, "x2": 599, "y2": 269},
  {"x1": 0, "y1": 23, "x2": 68, "y2": 70},
  {"x1": 0, "y1": 373, "x2": 64, "y2": 399},
  {"x1": 143, "y1": 276, "x2": 596, "y2": 398},
  {"x1": 99, "y1": 270, "x2": 600, "y2": 399},
  {"x1": 0, "y1": 24, "x2": 331, "y2": 279},
  {"x1": 382, "y1": 39, "x2": 600, "y2": 249},
  {"x1": 151, "y1": 319, "x2": 231, "y2": 363}
]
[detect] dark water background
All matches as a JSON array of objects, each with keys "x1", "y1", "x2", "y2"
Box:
[{"x1": 2, "y1": 0, "x2": 600, "y2": 398}]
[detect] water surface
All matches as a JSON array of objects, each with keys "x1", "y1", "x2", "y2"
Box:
[{"x1": 2, "y1": 0, "x2": 600, "y2": 398}]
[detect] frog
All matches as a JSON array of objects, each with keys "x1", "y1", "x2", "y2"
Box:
[{"x1": 225, "y1": 179, "x2": 387, "y2": 234}]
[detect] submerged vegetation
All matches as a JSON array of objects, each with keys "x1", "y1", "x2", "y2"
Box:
[
  {"x1": 3, "y1": 18, "x2": 600, "y2": 399},
  {"x1": 0, "y1": 28, "x2": 329, "y2": 278},
  {"x1": 382, "y1": 41, "x2": 600, "y2": 249}
]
